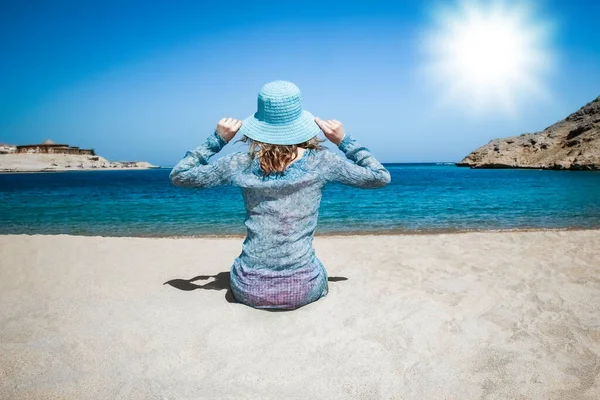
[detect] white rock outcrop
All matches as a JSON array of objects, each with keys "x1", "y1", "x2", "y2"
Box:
[{"x1": 0, "y1": 153, "x2": 158, "y2": 172}]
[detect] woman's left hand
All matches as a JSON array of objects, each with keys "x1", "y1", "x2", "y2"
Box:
[{"x1": 216, "y1": 118, "x2": 242, "y2": 142}]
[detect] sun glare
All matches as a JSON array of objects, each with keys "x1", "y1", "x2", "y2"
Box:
[{"x1": 422, "y1": 0, "x2": 554, "y2": 115}]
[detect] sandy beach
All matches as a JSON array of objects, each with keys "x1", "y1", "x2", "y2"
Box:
[{"x1": 1, "y1": 230, "x2": 599, "y2": 399}]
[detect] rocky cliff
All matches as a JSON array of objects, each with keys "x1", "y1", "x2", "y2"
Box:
[{"x1": 457, "y1": 96, "x2": 600, "y2": 170}]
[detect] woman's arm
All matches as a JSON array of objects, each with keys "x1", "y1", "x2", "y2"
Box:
[
  {"x1": 315, "y1": 117, "x2": 391, "y2": 188},
  {"x1": 323, "y1": 134, "x2": 391, "y2": 188},
  {"x1": 169, "y1": 118, "x2": 242, "y2": 188}
]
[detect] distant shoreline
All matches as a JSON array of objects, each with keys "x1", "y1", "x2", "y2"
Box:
[
  {"x1": 455, "y1": 162, "x2": 600, "y2": 171},
  {"x1": 0, "y1": 166, "x2": 162, "y2": 174},
  {"x1": 0, "y1": 152, "x2": 158, "y2": 173},
  {"x1": 2, "y1": 226, "x2": 599, "y2": 239}
]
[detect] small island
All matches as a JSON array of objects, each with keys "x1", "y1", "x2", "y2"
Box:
[
  {"x1": 457, "y1": 95, "x2": 600, "y2": 170},
  {"x1": 0, "y1": 139, "x2": 158, "y2": 173}
]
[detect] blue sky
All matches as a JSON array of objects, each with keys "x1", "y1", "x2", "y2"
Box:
[{"x1": 1, "y1": 0, "x2": 599, "y2": 165}]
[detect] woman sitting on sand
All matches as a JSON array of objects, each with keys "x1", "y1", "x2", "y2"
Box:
[{"x1": 170, "y1": 80, "x2": 390, "y2": 310}]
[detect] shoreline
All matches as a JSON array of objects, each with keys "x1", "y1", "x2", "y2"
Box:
[
  {"x1": 0, "y1": 166, "x2": 162, "y2": 174},
  {"x1": 0, "y1": 152, "x2": 159, "y2": 173},
  {"x1": 455, "y1": 162, "x2": 600, "y2": 171},
  {"x1": 2, "y1": 226, "x2": 599, "y2": 239}
]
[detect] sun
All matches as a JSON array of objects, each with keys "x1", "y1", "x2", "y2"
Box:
[{"x1": 421, "y1": 0, "x2": 554, "y2": 115}]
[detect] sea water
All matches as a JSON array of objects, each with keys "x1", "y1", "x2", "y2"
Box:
[{"x1": 1, "y1": 164, "x2": 599, "y2": 236}]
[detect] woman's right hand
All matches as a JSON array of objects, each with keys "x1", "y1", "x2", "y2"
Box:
[{"x1": 315, "y1": 117, "x2": 346, "y2": 145}]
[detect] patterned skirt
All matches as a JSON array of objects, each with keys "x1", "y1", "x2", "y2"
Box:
[{"x1": 229, "y1": 255, "x2": 329, "y2": 310}]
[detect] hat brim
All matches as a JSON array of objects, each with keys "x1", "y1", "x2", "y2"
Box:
[{"x1": 238, "y1": 110, "x2": 322, "y2": 145}]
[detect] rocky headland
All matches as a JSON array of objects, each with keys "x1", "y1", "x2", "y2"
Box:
[{"x1": 457, "y1": 96, "x2": 600, "y2": 170}]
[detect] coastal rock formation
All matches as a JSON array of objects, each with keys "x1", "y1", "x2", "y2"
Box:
[
  {"x1": 457, "y1": 96, "x2": 600, "y2": 170},
  {"x1": 0, "y1": 153, "x2": 157, "y2": 173},
  {"x1": 0, "y1": 138, "x2": 157, "y2": 172}
]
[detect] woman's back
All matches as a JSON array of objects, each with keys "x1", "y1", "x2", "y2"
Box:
[
  {"x1": 170, "y1": 131, "x2": 390, "y2": 309},
  {"x1": 237, "y1": 149, "x2": 324, "y2": 271}
]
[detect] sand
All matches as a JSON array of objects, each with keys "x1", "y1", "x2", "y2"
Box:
[
  {"x1": 0, "y1": 230, "x2": 599, "y2": 399},
  {"x1": 0, "y1": 153, "x2": 156, "y2": 172}
]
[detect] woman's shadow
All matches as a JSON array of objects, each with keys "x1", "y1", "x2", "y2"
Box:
[{"x1": 164, "y1": 272, "x2": 348, "y2": 304}]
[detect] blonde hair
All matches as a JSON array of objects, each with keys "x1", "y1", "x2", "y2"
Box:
[{"x1": 236, "y1": 135, "x2": 326, "y2": 175}]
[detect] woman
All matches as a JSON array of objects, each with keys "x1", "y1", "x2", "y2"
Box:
[{"x1": 170, "y1": 80, "x2": 390, "y2": 310}]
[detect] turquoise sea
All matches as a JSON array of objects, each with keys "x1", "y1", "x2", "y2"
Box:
[{"x1": 1, "y1": 164, "x2": 599, "y2": 237}]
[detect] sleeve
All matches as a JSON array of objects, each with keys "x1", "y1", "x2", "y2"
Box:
[
  {"x1": 169, "y1": 130, "x2": 236, "y2": 189},
  {"x1": 322, "y1": 133, "x2": 391, "y2": 188}
]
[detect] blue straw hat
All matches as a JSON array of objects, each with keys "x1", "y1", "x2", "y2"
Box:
[{"x1": 238, "y1": 80, "x2": 322, "y2": 145}]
